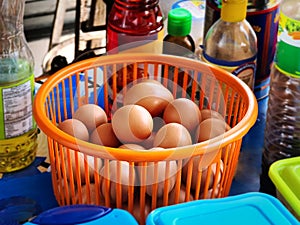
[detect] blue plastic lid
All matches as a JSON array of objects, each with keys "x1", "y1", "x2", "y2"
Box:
[
  {"x1": 30, "y1": 205, "x2": 112, "y2": 225},
  {"x1": 25, "y1": 205, "x2": 138, "y2": 225},
  {"x1": 146, "y1": 192, "x2": 300, "y2": 225}
]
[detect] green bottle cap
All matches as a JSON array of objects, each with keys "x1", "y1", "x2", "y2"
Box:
[
  {"x1": 167, "y1": 8, "x2": 192, "y2": 37},
  {"x1": 275, "y1": 39, "x2": 300, "y2": 77}
]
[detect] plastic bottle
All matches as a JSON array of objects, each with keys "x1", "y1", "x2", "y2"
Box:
[
  {"x1": 106, "y1": 0, "x2": 164, "y2": 53},
  {"x1": 163, "y1": 8, "x2": 195, "y2": 57},
  {"x1": 202, "y1": 0, "x2": 257, "y2": 90},
  {"x1": 162, "y1": 8, "x2": 195, "y2": 97},
  {"x1": 0, "y1": 0, "x2": 38, "y2": 172},
  {"x1": 260, "y1": 0, "x2": 300, "y2": 196},
  {"x1": 203, "y1": 0, "x2": 280, "y2": 100}
]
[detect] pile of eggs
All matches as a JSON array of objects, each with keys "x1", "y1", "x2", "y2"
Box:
[{"x1": 57, "y1": 78, "x2": 230, "y2": 219}]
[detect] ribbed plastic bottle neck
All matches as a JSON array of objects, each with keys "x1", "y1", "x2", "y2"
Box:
[
  {"x1": 114, "y1": 0, "x2": 159, "y2": 9},
  {"x1": 221, "y1": 0, "x2": 248, "y2": 22}
]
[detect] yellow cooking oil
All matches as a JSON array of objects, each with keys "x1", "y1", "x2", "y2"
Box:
[{"x1": 0, "y1": 128, "x2": 38, "y2": 172}]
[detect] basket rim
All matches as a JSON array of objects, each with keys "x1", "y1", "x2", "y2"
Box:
[{"x1": 33, "y1": 53, "x2": 258, "y2": 162}]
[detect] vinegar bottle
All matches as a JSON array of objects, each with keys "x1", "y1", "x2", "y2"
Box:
[
  {"x1": 106, "y1": 0, "x2": 164, "y2": 53},
  {"x1": 260, "y1": 0, "x2": 300, "y2": 196},
  {"x1": 202, "y1": 0, "x2": 257, "y2": 90},
  {"x1": 0, "y1": 0, "x2": 38, "y2": 172}
]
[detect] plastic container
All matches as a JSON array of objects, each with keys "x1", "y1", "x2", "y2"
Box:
[
  {"x1": 33, "y1": 53, "x2": 258, "y2": 225},
  {"x1": 23, "y1": 205, "x2": 138, "y2": 225},
  {"x1": 260, "y1": 0, "x2": 300, "y2": 196},
  {"x1": 146, "y1": 192, "x2": 300, "y2": 225},
  {"x1": 269, "y1": 157, "x2": 300, "y2": 220}
]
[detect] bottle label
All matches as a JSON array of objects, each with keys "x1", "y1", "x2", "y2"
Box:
[
  {"x1": 0, "y1": 74, "x2": 35, "y2": 139},
  {"x1": 202, "y1": 53, "x2": 256, "y2": 89},
  {"x1": 276, "y1": 11, "x2": 300, "y2": 76},
  {"x1": 107, "y1": 29, "x2": 165, "y2": 54}
]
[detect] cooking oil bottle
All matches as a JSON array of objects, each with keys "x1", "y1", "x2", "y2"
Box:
[{"x1": 0, "y1": 0, "x2": 38, "y2": 172}]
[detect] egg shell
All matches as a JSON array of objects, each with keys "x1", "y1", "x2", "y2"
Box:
[
  {"x1": 58, "y1": 118, "x2": 89, "y2": 141},
  {"x1": 100, "y1": 160, "x2": 136, "y2": 204},
  {"x1": 195, "y1": 118, "x2": 228, "y2": 143},
  {"x1": 119, "y1": 143, "x2": 146, "y2": 150},
  {"x1": 90, "y1": 123, "x2": 121, "y2": 147},
  {"x1": 63, "y1": 149, "x2": 103, "y2": 185},
  {"x1": 142, "y1": 161, "x2": 177, "y2": 198},
  {"x1": 200, "y1": 109, "x2": 225, "y2": 122},
  {"x1": 73, "y1": 104, "x2": 108, "y2": 132},
  {"x1": 200, "y1": 185, "x2": 220, "y2": 199},
  {"x1": 159, "y1": 184, "x2": 194, "y2": 206},
  {"x1": 110, "y1": 64, "x2": 146, "y2": 93},
  {"x1": 123, "y1": 81, "x2": 174, "y2": 117},
  {"x1": 112, "y1": 105, "x2": 153, "y2": 143},
  {"x1": 153, "y1": 123, "x2": 192, "y2": 148},
  {"x1": 75, "y1": 183, "x2": 104, "y2": 205},
  {"x1": 182, "y1": 157, "x2": 224, "y2": 191},
  {"x1": 122, "y1": 199, "x2": 152, "y2": 224},
  {"x1": 140, "y1": 132, "x2": 156, "y2": 149},
  {"x1": 163, "y1": 98, "x2": 201, "y2": 132}
]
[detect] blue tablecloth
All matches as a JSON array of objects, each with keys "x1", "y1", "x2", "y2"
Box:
[{"x1": 0, "y1": 97, "x2": 268, "y2": 224}]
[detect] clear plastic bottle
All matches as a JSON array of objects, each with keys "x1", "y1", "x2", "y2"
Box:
[
  {"x1": 0, "y1": 0, "x2": 38, "y2": 172},
  {"x1": 202, "y1": 0, "x2": 257, "y2": 90},
  {"x1": 260, "y1": 0, "x2": 300, "y2": 196},
  {"x1": 106, "y1": 0, "x2": 164, "y2": 53}
]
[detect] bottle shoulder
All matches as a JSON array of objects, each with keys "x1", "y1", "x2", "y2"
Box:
[
  {"x1": 163, "y1": 35, "x2": 195, "y2": 52},
  {"x1": 203, "y1": 19, "x2": 257, "y2": 61}
]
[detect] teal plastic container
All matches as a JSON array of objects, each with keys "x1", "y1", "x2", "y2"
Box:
[
  {"x1": 146, "y1": 192, "x2": 299, "y2": 225},
  {"x1": 269, "y1": 156, "x2": 300, "y2": 220}
]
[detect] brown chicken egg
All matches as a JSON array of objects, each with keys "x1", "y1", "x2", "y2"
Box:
[
  {"x1": 75, "y1": 183, "x2": 104, "y2": 205},
  {"x1": 90, "y1": 123, "x2": 121, "y2": 147},
  {"x1": 63, "y1": 149, "x2": 103, "y2": 184},
  {"x1": 100, "y1": 160, "x2": 136, "y2": 204},
  {"x1": 143, "y1": 160, "x2": 178, "y2": 198},
  {"x1": 153, "y1": 123, "x2": 192, "y2": 148},
  {"x1": 182, "y1": 158, "x2": 224, "y2": 192},
  {"x1": 123, "y1": 80, "x2": 174, "y2": 117},
  {"x1": 73, "y1": 104, "x2": 108, "y2": 132},
  {"x1": 58, "y1": 118, "x2": 89, "y2": 141},
  {"x1": 122, "y1": 199, "x2": 152, "y2": 224},
  {"x1": 195, "y1": 118, "x2": 228, "y2": 143},
  {"x1": 163, "y1": 98, "x2": 201, "y2": 132},
  {"x1": 200, "y1": 109, "x2": 225, "y2": 122},
  {"x1": 111, "y1": 105, "x2": 153, "y2": 143},
  {"x1": 167, "y1": 184, "x2": 194, "y2": 205},
  {"x1": 119, "y1": 143, "x2": 146, "y2": 150}
]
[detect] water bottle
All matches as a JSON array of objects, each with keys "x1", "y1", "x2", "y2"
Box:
[{"x1": 260, "y1": 0, "x2": 300, "y2": 196}]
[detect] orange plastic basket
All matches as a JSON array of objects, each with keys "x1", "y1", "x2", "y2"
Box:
[{"x1": 33, "y1": 53, "x2": 258, "y2": 224}]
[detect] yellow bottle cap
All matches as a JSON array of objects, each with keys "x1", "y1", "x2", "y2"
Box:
[{"x1": 221, "y1": 0, "x2": 247, "y2": 22}]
